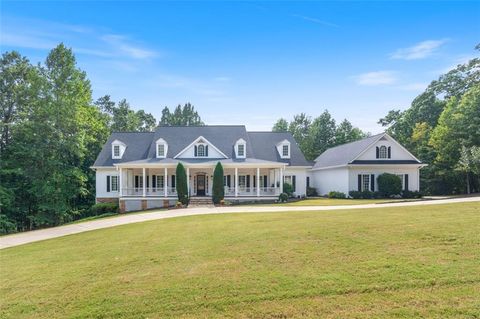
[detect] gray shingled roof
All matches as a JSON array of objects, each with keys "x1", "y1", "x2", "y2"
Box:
[
  {"x1": 312, "y1": 133, "x2": 422, "y2": 169},
  {"x1": 93, "y1": 126, "x2": 311, "y2": 167},
  {"x1": 312, "y1": 133, "x2": 383, "y2": 169},
  {"x1": 247, "y1": 132, "x2": 311, "y2": 166}
]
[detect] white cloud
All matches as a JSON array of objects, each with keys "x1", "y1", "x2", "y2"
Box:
[
  {"x1": 0, "y1": 16, "x2": 158, "y2": 61},
  {"x1": 352, "y1": 71, "x2": 397, "y2": 86},
  {"x1": 292, "y1": 14, "x2": 339, "y2": 28},
  {"x1": 390, "y1": 39, "x2": 448, "y2": 60}
]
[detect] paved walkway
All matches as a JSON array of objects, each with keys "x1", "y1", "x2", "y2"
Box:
[{"x1": 1, "y1": 196, "x2": 479, "y2": 250}]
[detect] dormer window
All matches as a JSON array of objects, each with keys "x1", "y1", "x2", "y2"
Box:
[
  {"x1": 238, "y1": 144, "x2": 245, "y2": 157},
  {"x1": 156, "y1": 138, "x2": 168, "y2": 158},
  {"x1": 235, "y1": 138, "x2": 247, "y2": 158},
  {"x1": 376, "y1": 145, "x2": 391, "y2": 159},
  {"x1": 111, "y1": 140, "x2": 126, "y2": 159},
  {"x1": 194, "y1": 143, "x2": 208, "y2": 157},
  {"x1": 277, "y1": 140, "x2": 291, "y2": 159},
  {"x1": 113, "y1": 145, "x2": 120, "y2": 157},
  {"x1": 198, "y1": 144, "x2": 205, "y2": 156}
]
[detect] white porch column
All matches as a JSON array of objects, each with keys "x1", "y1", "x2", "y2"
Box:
[
  {"x1": 186, "y1": 167, "x2": 190, "y2": 196},
  {"x1": 119, "y1": 167, "x2": 123, "y2": 197},
  {"x1": 142, "y1": 167, "x2": 146, "y2": 197},
  {"x1": 256, "y1": 167, "x2": 260, "y2": 197},
  {"x1": 235, "y1": 167, "x2": 238, "y2": 197},
  {"x1": 164, "y1": 167, "x2": 168, "y2": 198},
  {"x1": 280, "y1": 167, "x2": 284, "y2": 194}
]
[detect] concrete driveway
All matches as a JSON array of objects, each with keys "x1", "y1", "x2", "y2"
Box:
[{"x1": 1, "y1": 196, "x2": 479, "y2": 250}]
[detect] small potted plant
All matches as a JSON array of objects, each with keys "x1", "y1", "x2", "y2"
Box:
[
  {"x1": 219, "y1": 199, "x2": 225, "y2": 206},
  {"x1": 175, "y1": 201, "x2": 183, "y2": 208}
]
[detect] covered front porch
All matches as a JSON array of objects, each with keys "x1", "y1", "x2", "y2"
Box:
[{"x1": 114, "y1": 160, "x2": 286, "y2": 199}]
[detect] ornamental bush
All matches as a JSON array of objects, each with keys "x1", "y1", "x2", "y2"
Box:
[
  {"x1": 328, "y1": 191, "x2": 346, "y2": 199},
  {"x1": 278, "y1": 193, "x2": 289, "y2": 202},
  {"x1": 89, "y1": 202, "x2": 119, "y2": 216},
  {"x1": 212, "y1": 162, "x2": 224, "y2": 204},
  {"x1": 283, "y1": 183, "x2": 294, "y2": 197},
  {"x1": 377, "y1": 173, "x2": 402, "y2": 197},
  {"x1": 176, "y1": 163, "x2": 189, "y2": 205},
  {"x1": 307, "y1": 187, "x2": 318, "y2": 197}
]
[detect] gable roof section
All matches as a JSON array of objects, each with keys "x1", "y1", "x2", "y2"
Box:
[
  {"x1": 173, "y1": 135, "x2": 228, "y2": 158},
  {"x1": 312, "y1": 133, "x2": 421, "y2": 169},
  {"x1": 146, "y1": 125, "x2": 252, "y2": 159},
  {"x1": 93, "y1": 132, "x2": 154, "y2": 167},
  {"x1": 247, "y1": 132, "x2": 311, "y2": 166},
  {"x1": 92, "y1": 126, "x2": 312, "y2": 167}
]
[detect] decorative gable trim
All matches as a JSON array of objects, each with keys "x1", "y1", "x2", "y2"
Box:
[
  {"x1": 173, "y1": 135, "x2": 228, "y2": 159},
  {"x1": 350, "y1": 133, "x2": 421, "y2": 163}
]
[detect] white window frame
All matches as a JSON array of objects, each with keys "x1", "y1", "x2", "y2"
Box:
[
  {"x1": 284, "y1": 175, "x2": 293, "y2": 185},
  {"x1": 156, "y1": 175, "x2": 165, "y2": 188},
  {"x1": 235, "y1": 138, "x2": 247, "y2": 158},
  {"x1": 197, "y1": 144, "x2": 206, "y2": 157},
  {"x1": 362, "y1": 174, "x2": 370, "y2": 191},
  {"x1": 282, "y1": 145, "x2": 289, "y2": 157},
  {"x1": 156, "y1": 138, "x2": 168, "y2": 158},
  {"x1": 113, "y1": 145, "x2": 120, "y2": 157},
  {"x1": 237, "y1": 144, "x2": 245, "y2": 157},
  {"x1": 111, "y1": 140, "x2": 126, "y2": 159},
  {"x1": 111, "y1": 175, "x2": 119, "y2": 192},
  {"x1": 379, "y1": 145, "x2": 387, "y2": 159},
  {"x1": 278, "y1": 140, "x2": 291, "y2": 159},
  {"x1": 396, "y1": 174, "x2": 405, "y2": 190}
]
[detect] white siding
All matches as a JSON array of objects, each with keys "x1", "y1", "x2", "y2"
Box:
[
  {"x1": 176, "y1": 144, "x2": 225, "y2": 158},
  {"x1": 284, "y1": 168, "x2": 308, "y2": 196},
  {"x1": 356, "y1": 137, "x2": 417, "y2": 161},
  {"x1": 311, "y1": 167, "x2": 349, "y2": 196},
  {"x1": 96, "y1": 168, "x2": 119, "y2": 198},
  {"x1": 348, "y1": 166, "x2": 420, "y2": 192}
]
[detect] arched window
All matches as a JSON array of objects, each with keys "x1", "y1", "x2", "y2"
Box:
[
  {"x1": 379, "y1": 145, "x2": 387, "y2": 159},
  {"x1": 197, "y1": 144, "x2": 205, "y2": 157}
]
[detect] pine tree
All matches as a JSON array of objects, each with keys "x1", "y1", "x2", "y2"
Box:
[{"x1": 212, "y1": 162, "x2": 224, "y2": 204}]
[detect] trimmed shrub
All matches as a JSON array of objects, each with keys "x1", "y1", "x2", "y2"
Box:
[
  {"x1": 349, "y1": 190, "x2": 375, "y2": 199},
  {"x1": 176, "y1": 163, "x2": 189, "y2": 205},
  {"x1": 377, "y1": 173, "x2": 402, "y2": 197},
  {"x1": 283, "y1": 183, "x2": 294, "y2": 197},
  {"x1": 278, "y1": 193, "x2": 289, "y2": 203},
  {"x1": 89, "y1": 202, "x2": 119, "y2": 216},
  {"x1": 349, "y1": 191, "x2": 362, "y2": 199},
  {"x1": 306, "y1": 187, "x2": 318, "y2": 197},
  {"x1": 212, "y1": 162, "x2": 224, "y2": 204},
  {"x1": 402, "y1": 190, "x2": 422, "y2": 199},
  {"x1": 328, "y1": 191, "x2": 346, "y2": 199}
]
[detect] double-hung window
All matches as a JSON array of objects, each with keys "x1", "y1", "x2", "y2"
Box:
[
  {"x1": 282, "y1": 145, "x2": 289, "y2": 157},
  {"x1": 113, "y1": 145, "x2": 120, "y2": 157},
  {"x1": 111, "y1": 176, "x2": 119, "y2": 192},
  {"x1": 157, "y1": 144, "x2": 165, "y2": 157},
  {"x1": 237, "y1": 144, "x2": 245, "y2": 157},
  {"x1": 362, "y1": 174, "x2": 370, "y2": 191},
  {"x1": 156, "y1": 175, "x2": 165, "y2": 189}
]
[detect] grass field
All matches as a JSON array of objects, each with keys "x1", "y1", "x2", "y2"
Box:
[
  {"x1": 275, "y1": 197, "x2": 410, "y2": 206},
  {"x1": 1, "y1": 202, "x2": 479, "y2": 318}
]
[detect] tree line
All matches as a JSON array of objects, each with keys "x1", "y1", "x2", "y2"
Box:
[
  {"x1": 378, "y1": 44, "x2": 479, "y2": 195},
  {"x1": 272, "y1": 112, "x2": 367, "y2": 160},
  {"x1": 0, "y1": 43, "x2": 204, "y2": 232}
]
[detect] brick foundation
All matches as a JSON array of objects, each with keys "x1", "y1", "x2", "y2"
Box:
[
  {"x1": 163, "y1": 200, "x2": 170, "y2": 208},
  {"x1": 96, "y1": 198, "x2": 118, "y2": 204},
  {"x1": 119, "y1": 200, "x2": 126, "y2": 213},
  {"x1": 141, "y1": 200, "x2": 148, "y2": 211}
]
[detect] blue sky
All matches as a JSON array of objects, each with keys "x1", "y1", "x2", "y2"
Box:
[{"x1": 1, "y1": 1, "x2": 479, "y2": 132}]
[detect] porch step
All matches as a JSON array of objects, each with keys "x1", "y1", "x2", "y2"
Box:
[{"x1": 189, "y1": 196, "x2": 214, "y2": 207}]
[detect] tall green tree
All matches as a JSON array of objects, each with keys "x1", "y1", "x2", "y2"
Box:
[
  {"x1": 307, "y1": 110, "x2": 337, "y2": 159},
  {"x1": 335, "y1": 119, "x2": 366, "y2": 146},
  {"x1": 212, "y1": 162, "x2": 224, "y2": 204},
  {"x1": 159, "y1": 103, "x2": 204, "y2": 126},
  {"x1": 175, "y1": 163, "x2": 189, "y2": 205},
  {"x1": 272, "y1": 118, "x2": 288, "y2": 132}
]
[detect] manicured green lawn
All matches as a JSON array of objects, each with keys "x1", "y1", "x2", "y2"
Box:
[
  {"x1": 276, "y1": 197, "x2": 411, "y2": 206},
  {"x1": 1, "y1": 203, "x2": 479, "y2": 318}
]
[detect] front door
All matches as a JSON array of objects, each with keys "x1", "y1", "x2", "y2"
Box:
[{"x1": 197, "y1": 174, "x2": 206, "y2": 196}]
